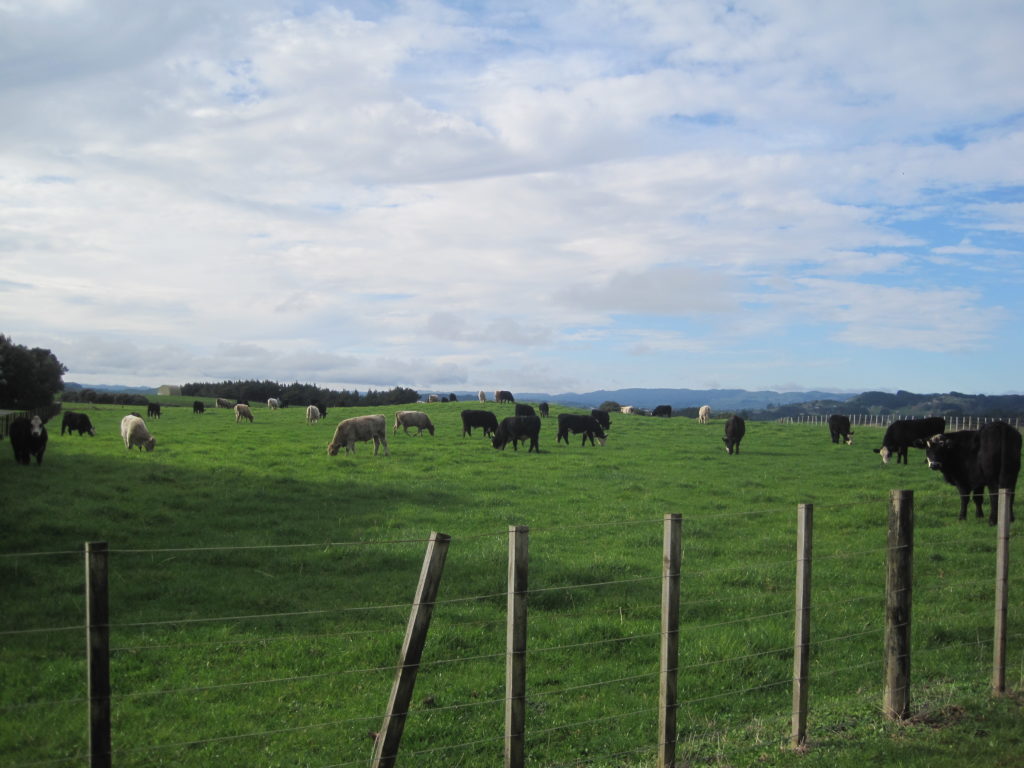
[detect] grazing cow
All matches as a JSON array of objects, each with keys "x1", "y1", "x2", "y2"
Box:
[
  {"x1": 698, "y1": 405, "x2": 711, "y2": 424},
  {"x1": 306, "y1": 405, "x2": 321, "y2": 424},
  {"x1": 461, "y1": 409, "x2": 499, "y2": 438},
  {"x1": 428, "y1": 394, "x2": 440, "y2": 403},
  {"x1": 61, "y1": 411, "x2": 95, "y2": 436},
  {"x1": 591, "y1": 409, "x2": 611, "y2": 431},
  {"x1": 921, "y1": 421, "x2": 1021, "y2": 524},
  {"x1": 723, "y1": 415, "x2": 745, "y2": 455},
  {"x1": 393, "y1": 410, "x2": 435, "y2": 436},
  {"x1": 652, "y1": 405, "x2": 672, "y2": 418},
  {"x1": 515, "y1": 403, "x2": 536, "y2": 418},
  {"x1": 328, "y1": 415, "x2": 389, "y2": 456},
  {"x1": 267, "y1": 398, "x2": 281, "y2": 410},
  {"x1": 478, "y1": 390, "x2": 487, "y2": 402},
  {"x1": 311, "y1": 402, "x2": 328, "y2": 419},
  {"x1": 9, "y1": 415, "x2": 47, "y2": 464},
  {"x1": 620, "y1": 405, "x2": 637, "y2": 415},
  {"x1": 192, "y1": 400, "x2": 205, "y2": 414},
  {"x1": 556, "y1": 413, "x2": 607, "y2": 447},
  {"x1": 147, "y1": 403, "x2": 161, "y2": 419},
  {"x1": 216, "y1": 397, "x2": 233, "y2": 409},
  {"x1": 120, "y1": 414, "x2": 156, "y2": 452},
  {"x1": 492, "y1": 415, "x2": 541, "y2": 453},
  {"x1": 234, "y1": 403, "x2": 254, "y2": 423},
  {"x1": 828, "y1": 414, "x2": 853, "y2": 445},
  {"x1": 874, "y1": 417, "x2": 945, "y2": 465},
  {"x1": 495, "y1": 390, "x2": 515, "y2": 404},
  {"x1": 538, "y1": 402, "x2": 550, "y2": 417}
]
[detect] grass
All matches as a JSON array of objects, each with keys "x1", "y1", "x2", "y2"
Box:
[{"x1": 1, "y1": 400, "x2": 1021, "y2": 766}]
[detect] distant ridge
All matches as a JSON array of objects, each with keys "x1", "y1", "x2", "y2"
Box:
[
  {"x1": 63, "y1": 382, "x2": 158, "y2": 395},
  {"x1": 440, "y1": 388, "x2": 857, "y2": 411}
]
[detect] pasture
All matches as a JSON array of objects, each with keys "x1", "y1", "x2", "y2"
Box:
[{"x1": 1, "y1": 401, "x2": 1021, "y2": 767}]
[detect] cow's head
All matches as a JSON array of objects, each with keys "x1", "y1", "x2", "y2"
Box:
[
  {"x1": 921, "y1": 433, "x2": 948, "y2": 470},
  {"x1": 873, "y1": 445, "x2": 892, "y2": 464},
  {"x1": 327, "y1": 441, "x2": 342, "y2": 456},
  {"x1": 143, "y1": 437, "x2": 156, "y2": 452},
  {"x1": 29, "y1": 415, "x2": 43, "y2": 436}
]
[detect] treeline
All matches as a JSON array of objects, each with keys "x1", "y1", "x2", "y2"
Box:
[{"x1": 179, "y1": 380, "x2": 420, "y2": 408}]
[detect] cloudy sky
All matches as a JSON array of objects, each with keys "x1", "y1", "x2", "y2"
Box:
[{"x1": 2, "y1": 1, "x2": 1023, "y2": 396}]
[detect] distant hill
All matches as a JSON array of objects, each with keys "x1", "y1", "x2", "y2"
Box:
[
  {"x1": 441, "y1": 388, "x2": 857, "y2": 411},
  {"x1": 63, "y1": 382, "x2": 158, "y2": 395}
]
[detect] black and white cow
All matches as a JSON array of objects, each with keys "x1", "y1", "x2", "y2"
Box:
[
  {"x1": 147, "y1": 403, "x2": 161, "y2": 419},
  {"x1": 461, "y1": 409, "x2": 499, "y2": 438},
  {"x1": 61, "y1": 411, "x2": 95, "y2": 436},
  {"x1": 590, "y1": 409, "x2": 611, "y2": 431},
  {"x1": 556, "y1": 413, "x2": 607, "y2": 446},
  {"x1": 515, "y1": 403, "x2": 536, "y2": 418},
  {"x1": 828, "y1": 414, "x2": 853, "y2": 445},
  {"x1": 920, "y1": 421, "x2": 1021, "y2": 525},
  {"x1": 9, "y1": 415, "x2": 48, "y2": 465},
  {"x1": 723, "y1": 415, "x2": 745, "y2": 455},
  {"x1": 652, "y1": 405, "x2": 672, "y2": 418},
  {"x1": 492, "y1": 415, "x2": 541, "y2": 453},
  {"x1": 874, "y1": 417, "x2": 945, "y2": 465}
]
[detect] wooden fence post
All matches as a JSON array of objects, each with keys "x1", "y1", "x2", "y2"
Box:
[
  {"x1": 505, "y1": 526, "x2": 528, "y2": 768},
  {"x1": 884, "y1": 490, "x2": 913, "y2": 720},
  {"x1": 372, "y1": 532, "x2": 451, "y2": 768},
  {"x1": 992, "y1": 489, "x2": 1011, "y2": 695},
  {"x1": 791, "y1": 504, "x2": 813, "y2": 748},
  {"x1": 658, "y1": 513, "x2": 682, "y2": 768},
  {"x1": 85, "y1": 541, "x2": 111, "y2": 768}
]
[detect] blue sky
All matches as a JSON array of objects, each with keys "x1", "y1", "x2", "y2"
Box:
[{"x1": 1, "y1": 0, "x2": 1023, "y2": 395}]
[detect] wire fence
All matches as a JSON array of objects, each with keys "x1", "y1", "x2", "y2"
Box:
[{"x1": 0, "y1": 488, "x2": 1019, "y2": 767}]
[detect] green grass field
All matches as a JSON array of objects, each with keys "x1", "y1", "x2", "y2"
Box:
[{"x1": 1, "y1": 400, "x2": 1021, "y2": 767}]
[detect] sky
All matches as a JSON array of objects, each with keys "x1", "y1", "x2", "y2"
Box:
[{"x1": 2, "y1": 0, "x2": 1023, "y2": 396}]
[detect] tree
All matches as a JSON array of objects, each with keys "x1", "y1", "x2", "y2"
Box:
[
  {"x1": 598, "y1": 401, "x2": 621, "y2": 412},
  {"x1": 0, "y1": 334, "x2": 67, "y2": 409}
]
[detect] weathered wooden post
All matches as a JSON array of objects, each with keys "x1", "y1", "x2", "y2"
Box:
[
  {"x1": 372, "y1": 532, "x2": 451, "y2": 768},
  {"x1": 884, "y1": 490, "x2": 913, "y2": 720},
  {"x1": 85, "y1": 541, "x2": 111, "y2": 768},
  {"x1": 992, "y1": 489, "x2": 1011, "y2": 695},
  {"x1": 505, "y1": 525, "x2": 528, "y2": 768},
  {"x1": 658, "y1": 513, "x2": 682, "y2": 768},
  {"x1": 791, "y1": 504, "x2": 813, "y2": 748}
]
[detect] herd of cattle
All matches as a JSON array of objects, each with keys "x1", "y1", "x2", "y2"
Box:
[{"x1": 5, "y1": 399, "x2": 1019, "y2": 525}]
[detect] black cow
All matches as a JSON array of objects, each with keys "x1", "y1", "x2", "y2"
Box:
[
  {"x1": 652, "y1": 405, "x2": 672, "y2": 418},
  {"x1": 873, "y1": 417, "x2": 945, "y2": 465},
  {"x1": 556, "y1": 413, "x2": 607, "y2": 446},
  {"x1": 828, "y1": 414, "x2": 853, "y2": 445},
  {"x1": 921, "y1": 421, "x2": 1021, "y2": 525},
  {"x1": 591, "y1": 409, "x2": 611, "y2": 431},
  {"x1": 492, "y1": 415, "x2": 541, "y2": 453},
  {"x1": 147, "y1": 403, "x2": 161, "y2": 419},
  {"x1": 193, "y1": 400, "x2": 205, "y2": 414},
  {"x1": 538, "y1": 402, "x2": 549, "y2": 417},
  {"x1": 723, "y1": 415, "x2": 745, "y2": 455},
  {"x1": 9, "y1": 415, "x2": 48, "y2": 465},
  {"x1": 61, "y1": 411, "x2": 95, "y2": 436},
  {"x1": 461, "y1": 409, "x2": 499, "y2": 438},
  {"x1": 515, "y1": 403, "x2": 536, "y2": 418},
  {"x1": 495, "y1": 390, "x2": 516, "y2": 404}
]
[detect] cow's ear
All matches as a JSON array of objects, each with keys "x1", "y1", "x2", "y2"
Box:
[{"x1": 926, "y1": 433, "x2": 945, "y2": 447}]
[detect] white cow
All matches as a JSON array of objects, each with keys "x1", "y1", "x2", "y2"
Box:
[
  {"x1": 698, "y1": 405, "x2": 711, "y2": 424},
  {"x1": 121, "y1": 414, "x2": 156, "y2": 452},
  {"x1": 393, "y1": 410, "x2": 435, "y2": 436},
  {"x1": 306, "y1": 405, "x2": 321, "y2": 424},
  {"x1": 234, "y1": 404, "x2": 254, "y2": 423},
  {"x1": 478, "y1": 390, "x2": 487, "y2": 402},
  {"x1": 620, "y1": 406, "x2": 637, "y2": 415},
  {"x1": 328, "y1": 415, "x2": 390, "y2": 456},
  {"x1": 267, "y1": 398, "x2": 281, "y2": 410}
]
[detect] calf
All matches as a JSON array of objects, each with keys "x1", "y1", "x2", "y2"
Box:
[
  {"x1": 61, "y1": 411, "x2": 95, "y2": 436},
  {"x1": 234, "y1": 403, "x2": 254, "y2": 423},
  {"x1": 492, "y1": 415, "x2": 541, "y2": 453},
  {"x1": 393, "y1": 410, "x2": 435, "y2": 436},
  {"x1": 328, "y1": 414, "x2": 389, "y2": 456},
  {"x1": 828, "y1": 414, "x2": 853, "y2": 445},
  {"x1": 147, "y1": 403, "x2": 161, "y2": 419},
  {"x1": 921, "y1": 421, "x2": 1020, "y2": 524},
  {"x1": 9, "y1": 415, "x2": 47, "y2": 464},
  {"x1": 556, "y1": 413, "x2": 606, "y2": 447},
  {"x1": 461, "y1": 409, "x2": 499, "y2": 438},
  {"x1": 192, "y1": 400, "x2": 205, "y2": 414},
  {"x1": 590, "y1": 409, "x2": 611, "y2": 431},
  {"x1": 652, "y1": 405, "x2": 672, "y2": 418},
  {"x1": 723, "y1": 415, "x2": 745, "y2": 455},
  {"x1": 874, "y1": 417, "x2": 945, "y2": 464},
  {"x1": 515, "y1": 403, "x2": 536, "y2": 418},
  {"x1": 121, "y1": 414, "x2": 155, "y2": 451}
]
